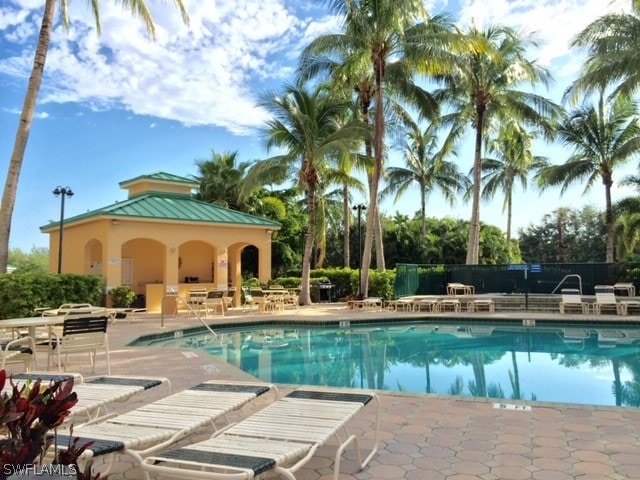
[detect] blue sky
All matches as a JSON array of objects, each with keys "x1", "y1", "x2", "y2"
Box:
[{"x1": 0, "y1": 0, "x2": 635, "y2": 251}]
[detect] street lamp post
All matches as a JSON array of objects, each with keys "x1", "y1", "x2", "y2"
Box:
[
  {"x1": 352, "y1": 204, "x2": 366, "y2": 299},
  {"x1": 53, "y1": 186, "x2": 73, "y2": 274}
]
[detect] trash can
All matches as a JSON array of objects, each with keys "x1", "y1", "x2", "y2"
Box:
[{"x1": 315, "y1": 279, "x2": 333, "y2": 303}]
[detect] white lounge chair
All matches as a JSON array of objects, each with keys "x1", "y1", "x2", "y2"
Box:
[
  {"x1": 594, "y1": 285, "x2": 639, "y2": 315},
  {"x1": 8, "y1": 372, "x2": 171, "y2": 424},
  {"x1": 53, "y1": 380, "x2": 276, "y2": 477},
  {"x1": 384, "y1": 296, "x2": 416, "y2": 312},
  {"x1": 412, "y1": 297, "x2": 441, "y2": 312},
  {"x1": 559, "y1": 289, "x2": 589, "y2": 314},
  {"x1": 467, "y1": 298, "x2": 495, "y2": 313},
  {"x1": 139, "y1": 387, "x2": 379, "y2": 480}
]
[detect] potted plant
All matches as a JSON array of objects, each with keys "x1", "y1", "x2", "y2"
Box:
[{"x1": 108, "y1": 285, "x2": 136, "y2": 308}]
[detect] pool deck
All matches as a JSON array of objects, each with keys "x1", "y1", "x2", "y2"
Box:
[{"x1": 7, "y1": 304, "x2": 640, "y2": 479}]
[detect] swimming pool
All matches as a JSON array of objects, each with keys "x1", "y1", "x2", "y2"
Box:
[{"x1": 130, "y1": 320, "x2": 640, "y2": 408}]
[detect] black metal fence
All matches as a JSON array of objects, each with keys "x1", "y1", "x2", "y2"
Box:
[{"x1": 394, "y1": 262, "x2": 640, "y2": 298}]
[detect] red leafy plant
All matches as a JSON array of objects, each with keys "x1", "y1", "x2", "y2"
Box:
[{"x1": 0, "y1": 370, "x2": 99, "y2": 479}]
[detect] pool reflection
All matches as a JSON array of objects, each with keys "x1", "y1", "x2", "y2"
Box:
[{"x1": 150, "y1": 322, "x2": 640, "y2": 408}]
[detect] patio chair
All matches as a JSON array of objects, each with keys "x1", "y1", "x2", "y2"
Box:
[
  {"x1": 559, "y1": 288, "x2": 589, "y2": 314},
  {"x1": 447, "y1": 283, "x2": 474, "y2": 296},
  {"x1": 53, "y1": 380, "x2": 277, "y2": 477},
  {"x1": 241, "y1": 286, "x2": 259, "y2": 312},
  {"x1": 412, "y1": 296, "x2": 441, "y2": 312},
  {"x1": 384, "y1": 296, "x2": 416, "y2": 312},
  {"x1": 187, "y1": 288, "x2": 208, "y2": 316},
  {"x1": 8, "y1": 373, "x2": 171, "y2": 424},
  {"x1": 139, "y1": 387, "x2": 379, "y2": 480},
  {"x1": 249, "y1": 288, "x2": 273, "y2": 313},
  {"x1": 593, "y1": 285, "x2": 638, "y2": 315},
  {"x1": 467, "y1": 298, "x2": 495, "y2": 313},
  {"x1": 222, "y1": 287, "x2": 236, "y2": 310},
  {"x1": 439, "y1": 297, "x2": 461, "y2": 312},
  {"x1": 39, "y1": 310, "x2": 111, "y2": 374},
  {"x1": 0, "y1": 328, "x2": 36, "y2": 371},
  {"x1": 204, "y1": 290, "x2": 225, "y2": 317}
]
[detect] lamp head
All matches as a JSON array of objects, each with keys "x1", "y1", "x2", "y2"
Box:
[{"x1": 53, "y1": 186, "x2": 73, "y2": 197}]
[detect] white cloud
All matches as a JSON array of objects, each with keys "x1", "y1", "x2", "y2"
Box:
[
  {"x1": 0, "y1": 0, "x2": 311, "y2": 135},
  {"x1": 455, "y1": 0, "x2": 629, "y2": 82}
]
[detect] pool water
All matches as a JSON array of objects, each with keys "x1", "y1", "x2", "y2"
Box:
[{"x1": 130, "y1": 321, "x2": 640, "y2": 408}]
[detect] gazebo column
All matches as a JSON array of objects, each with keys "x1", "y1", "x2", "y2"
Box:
[
  {"x1": 104, "y1": 243, "x2": 123, "y2": 306},
  {"x1": 215, "y1": 247, "x2": 229, "y2": 290},
  {"x1": 257, "y1": 235, "x2": 272, "y2": 285},
  {"x1": 165, "y1": 245, "x2": 180, "y2": 291},
  {"x1": 229, "y1": 246, "x2": 242, "y2": 307}
]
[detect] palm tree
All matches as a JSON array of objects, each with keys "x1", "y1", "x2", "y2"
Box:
[
  {"x1": 567, "y1": 5, "x2": 640, "y2": 101},
  {"x1": 193, "y1": 150, "x2": 251, "y2": 209},
  {"x1": 433, "y1": 24, "x2": 559, "y2": 264},
  {"x1": 383, "y1": 121, "x2": 468, "y2": 242},
  {"x1": 480, "y1": 123, "x2": 548, "y2": 244},
  {"x1": 310, "y1": 0, "x2": 461, "y2": 295},
  {"x1": 0, "y1": 0, "x2": 189, "y2": 273},
  {"x1": 537, "y1": 91, "x2": 640, "y2": 263},
  {"x1": 243, "y1": 81, "x2": 367, "y2": 305}
]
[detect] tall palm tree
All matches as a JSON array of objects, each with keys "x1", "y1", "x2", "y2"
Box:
[
  {"x1": 383, "y1": 121, "x2": 468, "y2": 242},
  {"x1": 537, "y1": 91, "x2": 640, "y2": 263},
  {"x1": 480, "y1": 123, "x2": 548, "y2": 244},
  {"x1": 243, "y1": 81, "x2": 367, "y2": 305},
  {"x1": 311, "y1": 0, "x2": 460, "y2": 295},
  {"x1": 567, "y1": 5, "x2": 640, "y2": 101},
  {"x1": 433, "y1": 24, "x2": 559, "y2": 264},
  {"x1": 0, "y1": 0, "x2": 189, "y2": 273}
]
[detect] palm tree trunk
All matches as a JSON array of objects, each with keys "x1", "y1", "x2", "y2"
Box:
[
  {"x1": 506, "y1": 191, "x2": 512, "y2": 244},
  {"x1": 361, "y1": 67, "x2": 385, "y2": 296},
  {"x1": 343, "y1": 183, "x2": 350, "y2": 267},
  {"x1": 466, "y1": 108, "x2": 484, "y2": 264},
  {"x1": 0, "y1": 0, "x2": 55, "y2": 272},
  {"x1": 299, "y1": 188, "x2": 316, "y2": 305},
  {"x1": 420, "y1": 181, "x2": 427, "y2": 241},
  {"x1": 605, "y1": 178, "x2": 615, "y2": 263},
  {"x1": 374, "y1": 205, "x2": 385, "y2": 271}
]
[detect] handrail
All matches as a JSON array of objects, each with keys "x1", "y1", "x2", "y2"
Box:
[
  {"x1": 160, "y1": 289, "x2": 217, "y2": 338},
  {"x1": 551, "y1": 274, "x2": 583, "y2": 295}
]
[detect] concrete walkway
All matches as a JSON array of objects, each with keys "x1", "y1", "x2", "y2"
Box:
[{"x1": 7, "y1": 304, "x2": 640, "y2": 479}]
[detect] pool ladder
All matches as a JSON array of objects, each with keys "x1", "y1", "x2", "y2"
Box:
[{"x1": 551, "y1": 274, "x2": 583, "y2": 295}]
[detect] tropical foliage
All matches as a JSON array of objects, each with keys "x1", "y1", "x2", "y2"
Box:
[
  {"x1": 536, "y1": 92, "x2": 640, "y2": 262},
  {"x1": 242, "y1": 81, "x2": 367, "y2": 304},
  {"x1": 518, "y1": 206, "x2": 606, "y2": 263}
]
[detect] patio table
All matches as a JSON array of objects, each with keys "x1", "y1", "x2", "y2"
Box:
[{"x1": 0, "y1": 316, "x2": 66, "y2": 339}]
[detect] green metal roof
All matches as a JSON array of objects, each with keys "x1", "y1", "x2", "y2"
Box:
[
  {"x1": 40, "y1": 192, "x2": 281, "y2": 230},
  {"x1": 118, "y1": 171, "x2": 199, "y2": 188}
]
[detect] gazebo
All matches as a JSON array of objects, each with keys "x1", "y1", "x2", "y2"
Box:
[{"x1": 40, "y1": 172, "x2": 281, "y2": 312}]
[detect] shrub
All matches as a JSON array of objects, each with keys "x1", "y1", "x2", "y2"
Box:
[
  {"x1": 0, "y1": 273, "x2": 104, "y2": 319},
  {"x1": 108, "y1": 285, "x2": 136, "y2": 308}
]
